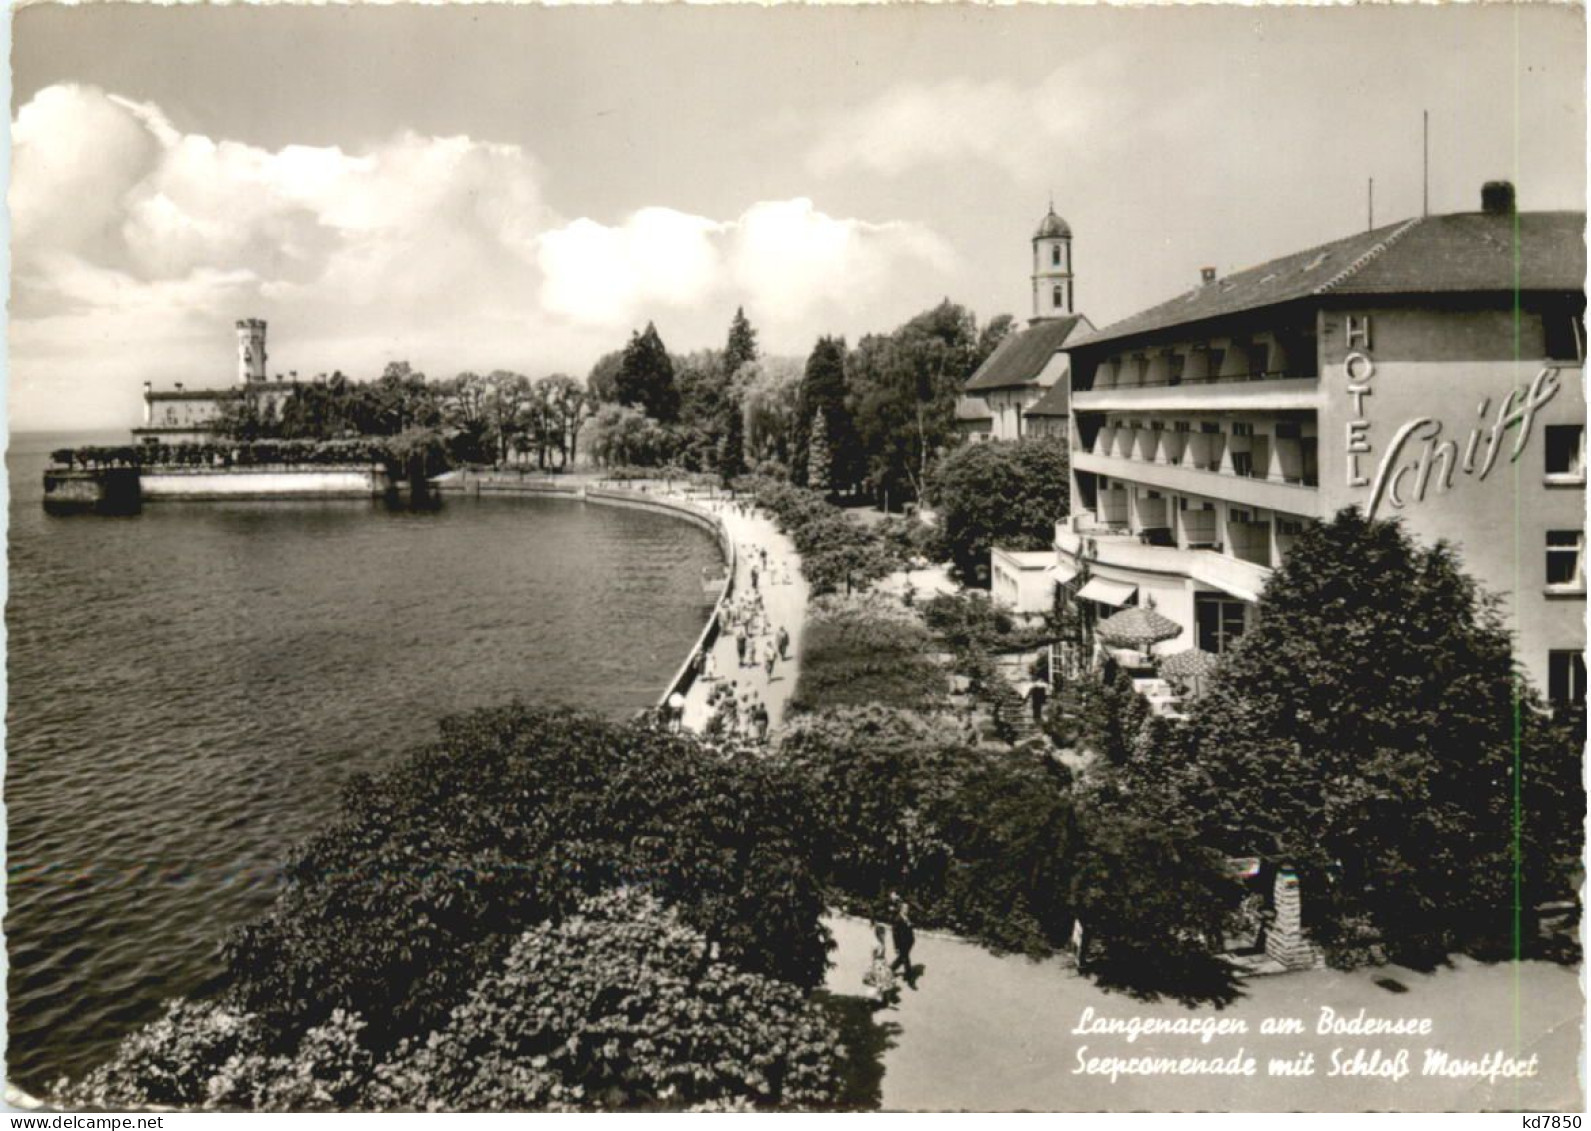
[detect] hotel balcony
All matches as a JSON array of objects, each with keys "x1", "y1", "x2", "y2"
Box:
[
  {"x1": 1071, "y1": 376, "x2": 1319, "y2": 413},
  {"x1": 1055, "y1": 520, "x2": 1273, "y2": 602},
  {"x1": 1072, "y1": 449, "x2": 1320, "y2": 517}
]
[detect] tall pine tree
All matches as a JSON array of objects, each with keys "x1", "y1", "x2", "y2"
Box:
[
  {"x1": 716, "y1": 309, "x2": 758, "y2": 478},
  {"x1": 793, "y1": 335, "x2": 850, "y2": 488},
  {"x1": 806, "y1": 411, "x2": 832, "y2": 496},
  {"x1": 615, "y1": 323, "x2": 679, "y2": 423}
]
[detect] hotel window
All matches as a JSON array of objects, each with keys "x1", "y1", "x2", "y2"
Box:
[
  {"x1": 1195, "y1": 593, "x2": 1247, "y2": 654},
  {"x1": 1167, "y1": 355, "x2": 1186, "y2": 386},
  {"x1": 1230, "y1": 451, "x2": 1254, "y2": 477},
  {"x1": 1229, "y1": 508, "x2": 1253, "y2": 524},
  {"x1": 1548, "y1": 650, "x2": 1586, "y2": 706},
  {"x1": 1545, "y1": 530, "x2": 1584, "y2": 590},
  {"x1": 1231, "y1": 422, "x2": 1254, "y2": 437},
  {"x1": 1201, "y1": 422, "x2": 1221, "y2": 433},
  {"x1": 1543, "y1": 310, "x2": 1585, "y2": 362},
  {"x1": 1174, "y1": 421, "x2": 1192, "y2": 433},
  {"x1": 1544, "y1": 425, "x2": 1585, "y2": 483}
]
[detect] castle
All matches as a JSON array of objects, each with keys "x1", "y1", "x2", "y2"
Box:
[{"x1": 135, "y1": 319, "x2": 297, "y2": 445}]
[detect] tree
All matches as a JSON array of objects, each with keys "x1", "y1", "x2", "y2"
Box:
[
  {"x1": 586, "y1": 350, "x2": 624, "y2": 404},
  {"x1": 806, "y1": 412, "x2": 833, "y2": 496},
  {"x1": 615, "y1": 323, "x2": 679, "y2": 423},
  {"x1": 674, "y1": 350, "x2": 728, "y2": 472},
  {"x1": 369, "y1": 890, "x2": 842, "y2": 1112},
  {"x1": 585, "y1": 403, "x2": 670, "y2": 468},
  {"x1": 793, "y1": 336, "x2": 852, "y2": 489},
  {"x1": 1174, "y1": 508, "x2": 1584, "y2": 964},
  {"x1": 723, "y1": 306, "x2": 759, "y2": 377},
  {"x1": 973, "y1": 313, "x2": 1016, "y2": 370},
  {"x1": 485, "y1": 371, "x2": 533, "y2": 466},
  {"x1": 848, "y1": 301, "x2": 980, "y2": 508},
  {"x1": 927, "y1": 436, "x2": 1070, "y2": 585},
  {"x1": 223, "y1": 705, "x2": 832, "y2": 1052},
  {"x1": 740, "y1": 357, "x2": 804, "y2": 472},
  {"x1": 538, "y1": 374, "x2": 588, "y2": 468},
  {"x1": 441, "y1": 372, "x2": 493, "y2": 463},
  {"x1": 65, "y1": 892, "x2": 844, "y2": 1112}
]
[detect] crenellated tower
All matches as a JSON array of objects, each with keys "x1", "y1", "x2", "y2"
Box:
[{"x1": 236, "y1": 319, "x2": 268, "y2": 385}]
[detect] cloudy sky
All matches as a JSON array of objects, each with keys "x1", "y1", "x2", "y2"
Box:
[{"x1": 10, "y1": 3, "x2": 1585, "y2": 432}]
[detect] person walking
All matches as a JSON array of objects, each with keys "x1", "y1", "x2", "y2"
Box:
[
  {"x1": 776, "y1": 625, "x2": 790, "y2": 661},
  {"x1": 764, "y1": 639, "x2": 777, "y2": 680},
  {"x1": 754, "y1": 701, "x2": 770, "y2": 743},
  {"x1": 750, "y1": 565, "x2": 760, "y2": 592},
  {"x1": 734, "y1": 625, "x2": 748, "y2": 668},
  {"x1": 863, "y1": 923, "x2": 899, "y2": 1008},
  {"x1": 889, "y1": 892, "x2": 918, "y2": 988}
]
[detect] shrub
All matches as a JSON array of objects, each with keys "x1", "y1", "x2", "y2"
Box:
[
  {"x1": 788, "y1": 596, "x2": 947, "y2": 714},
  {"x1": 224, "y1": 706, "x2": 831, "y2": 1052},
  {"x1": 368, "y1": 890, "x2": 843, "y2": 1112},
  {"x1": 775, "y1": 705, "x2": 1079, "y2": 957}
]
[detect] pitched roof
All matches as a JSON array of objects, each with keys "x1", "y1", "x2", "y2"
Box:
[
  {"x1": 964, "y1": 314, "x2": 1086, "y2": 391},
  {"x1": 954, "y1": 396, "x2": 992, "y2": 423},
  {"x1": 1024, "y1": 379, "x2": 1070, "y2": 417},
  {"x1": 1072, "y1": 210, "x2": 1586, "y2": 351}
]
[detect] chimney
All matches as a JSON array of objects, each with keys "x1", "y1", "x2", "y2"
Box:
[
  {"x1": 174, "y1": 382, "x2": 184, "y2": 392},
  {"x1": 1200, "y1": 267, "x2": 1217, "y2": 285},
  {"x1": 1481, "y1": 181, "x2": 1516, "y2": 215}
]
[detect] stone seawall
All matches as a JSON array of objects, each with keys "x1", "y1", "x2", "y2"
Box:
[{"x1": 141, "y1": 466, "x2": 390, "y2": 500}]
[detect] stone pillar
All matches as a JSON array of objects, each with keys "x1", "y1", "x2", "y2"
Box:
[{"x1": 1265, "y1": 867, "x2": 1318, "y2": 970}]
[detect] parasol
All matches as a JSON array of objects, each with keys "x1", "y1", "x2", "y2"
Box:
[
  {"x1": 1095, "y1": 605, "x2": 1183, "y2": 649},
  {"x1": 1157, "y1": 647, "x2": 1220, "y2": 680}
]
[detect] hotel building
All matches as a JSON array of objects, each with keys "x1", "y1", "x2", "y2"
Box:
[{"x1": 1046, "y1": 184, "x2": 1584, "y2": 704}]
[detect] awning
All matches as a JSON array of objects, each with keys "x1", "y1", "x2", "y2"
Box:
[
  {"x1": 1075, "y1": 577, "x2": 1138, "y2": 607},
  {"x1": 1047, "y1": 561, "x2": 1081, "y2": 585}
]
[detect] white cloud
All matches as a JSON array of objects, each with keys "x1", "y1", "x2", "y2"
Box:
[
  {"x1": 805, "y1": 59, "x2": 1127, "y2": 182},
  {"x1": 10, "y1": 83, "x2": 957, "y2": 431},
  {"x1": 537, "y1": 197, "x2": 953, "y2": 332}
]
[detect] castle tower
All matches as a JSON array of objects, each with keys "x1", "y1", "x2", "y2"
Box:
[
  {"x1": 236, "y1": 319, "x2": 268, "y2": 385},
  {"x1": 1031, "y1": 204, "x2": 1074, "y2": 324}
]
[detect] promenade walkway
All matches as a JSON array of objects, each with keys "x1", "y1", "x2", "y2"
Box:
[
  {"x1": 663, "y1": 492, "x2": 809, "y2": 738},
  {"x1": 824, "y1": 914, "x2": 1581, "y2": 1111}
]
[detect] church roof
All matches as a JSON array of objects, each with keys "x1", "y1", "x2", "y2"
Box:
[
  {"x1": 1034, "y1": 208, "x2": 1072, "y2": 240},
  {"x1": 954, "y1": 396, "x2": 993, "y2": 423},
  {"x1": 1071, "y1": 210, "x2": 1585, "y2": 352},
  {"x1": 1024, "y1": 380, "x2": 1071, "y2": 417},
  {"x1": 964, "y1": 314, "x2": 1086, "y2": 392}
]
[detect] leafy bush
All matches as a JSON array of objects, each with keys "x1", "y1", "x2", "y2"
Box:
[
  {"x1": 64, "y1": 894, "x2": 843, "y2": 1112},
  {"x1": 1070, "y1": 784, "x2": 1243, "y2": 1005},
  {"x1": 224, "y1": 706, "x2": 831, "y2": 1051},
  {"x1": 926, "y1": 437, "x2": 1070, "y2": 586},
  {"x1": 741, "y1": 475, "x2": 898, "y2": 596},
  {"x1": 775, "y1": 705, "x2": 1079, "y2": 957},
  {"x1": 368, "y1": 890, "x2": 843, "y2": 1111},
  {"x1": 921, "y1": 591, "x2": 1052, "y2": 654},
  {"x1": 788, "y1": 596, "x2": 947, "y2": 714}
]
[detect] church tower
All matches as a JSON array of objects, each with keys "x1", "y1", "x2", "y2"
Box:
[{"x1": 1030, "y1": 204, "x2": 1073, "y2": 324}]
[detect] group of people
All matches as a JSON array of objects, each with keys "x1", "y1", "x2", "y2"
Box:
[
  {"x1": 863, "y1": 893, "x2": 919, "y2": 1009},
  {"x1": 702, "y1": 678, "x2": 772, "y2": 744}
]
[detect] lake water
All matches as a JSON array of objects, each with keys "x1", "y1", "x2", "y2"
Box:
[{"x1": 4, "y1": 433, "x2": 720, "y2": 1092}]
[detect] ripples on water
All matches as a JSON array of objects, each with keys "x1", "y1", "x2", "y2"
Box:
[{"x1": 5, "y1": 434, "x2": 719, "y2": 1092}]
